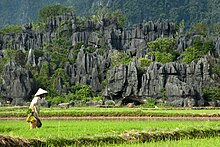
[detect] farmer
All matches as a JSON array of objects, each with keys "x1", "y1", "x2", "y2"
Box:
[{"x1": 27, "y1": 88, "x2": 48, "y2": 129}]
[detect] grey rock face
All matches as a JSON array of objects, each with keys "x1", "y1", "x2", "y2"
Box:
[
  {"x1": 104, "y1": 56, "x2": 219, "y2": 106},
  {"x1": 183, "y1": 97, "x2": 197, "y2": 107},
  {"x1": 0, "y1": 12, "x2": 219, "y2": 107},
  {"x1": 139, "y1": 57, "x2": 218, "y2": 100},
  {"x1": 106, "y1": 64, "x2": 127, "y2": 97},
  {"x1": 125, "y1": 62, "x2": 138, "y2": 97},
  {"x1": 214, "y1": 36, "x2": 220, "y2": 54},
  {"x1": 0, "y1": 60, "x2": 34, "y2": 100},
  {"x1": 68, "y1": 48, "x2": 104, "y2": 92}
]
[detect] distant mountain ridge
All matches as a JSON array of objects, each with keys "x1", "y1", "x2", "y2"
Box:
[{"x1": 0, "y1": 0, "x2": 219, "y2": 28}]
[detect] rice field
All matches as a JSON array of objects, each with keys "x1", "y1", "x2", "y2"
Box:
[
  {"x1": 1, "y1": 119, "x2": 220, "y2": 146},
  {"x1": 112, "y1": 137, "x2": 220, "y2": 147},
  {"x1": 1, "y1": 106, "x2": 220, "y2": 146},
  {"x1": 1, "y1": 106, "x2": 220, "y2": 117}
]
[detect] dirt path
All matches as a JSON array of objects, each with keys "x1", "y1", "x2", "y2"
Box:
[{"x1": 1, "y1": 116, "x2": 220, "y2": 121}]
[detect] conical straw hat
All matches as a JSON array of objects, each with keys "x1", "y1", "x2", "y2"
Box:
[{"x1": 34, "y1": 88, "x2": 48, "y2": 96}]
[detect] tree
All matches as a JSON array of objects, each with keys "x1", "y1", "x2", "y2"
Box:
[
  {"x1": 14, "y1": 50, "x2": 27, "y2": 67},
  {"x1": 147, "y1": 38, "x2": 176, "y2": 53},
  {"x1": 179, "y1": 19, "x2": 185, "y2": 34},
  {"x1": 50, "y1": 68, "x2": 70, "y2": 96},
  {"x1": 189, "y1": 22, "x2": 208, "y2": 36},
  {"x1": 111, "y1": 10, "x2": 126, "y2": 28},
  {"x1": 182, "y1": 37, "x2": 215, "y2": 63},
  {"x1": 212, "y1": 23, "x2": 220, "y2": 35},
  {"x1": 147, "y1": 38, "x2": 177, "y2": 63},
  {"x1": 182, "y1": 47, "x2": 200, "y2": 63},
  {"x1": 203, "y1": 88, "x2": 220, "y2": 100},
  {"x1": 70, "y1": 83, "x2": 93, "y2": 101},
  {"x1": 34, "y1": 61, "x2": 50, "y2": 89},
  {"x1": 38, "y1": 4, "x2": 74, "y2": 22},
  {"x1": 93, "y1": 7, "x2": 126, "y2": 28},
  {"x1": 0, "y1": 25, "x2": 22, "y2": 34},
  {"x1": 149, "y1": 51, "x2": 175, "y2": 64}
]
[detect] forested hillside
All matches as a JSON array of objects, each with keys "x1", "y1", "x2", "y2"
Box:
[{"x1": 0, "y1": 0, "x2": 219, "y2": 29}]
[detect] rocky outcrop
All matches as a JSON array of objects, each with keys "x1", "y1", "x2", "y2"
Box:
[
  {"x1": 0, "y1": 12, "x2": 219, "y2": 106},
  {"x1": 213, "y1": 36, "x2": 220, "y2": 54},
  {"x1": 71, "y1": 21, "x2": 177, "y2": 56},
  {"x1": 104, "y1": 56, "x2": 219, "y2": 106},
  {"x1": 0, "y1": 12, "x2": 76, "y2": 52},
  {"x1": 0, "y1": 60, "x2": 34, "y2": 100}
]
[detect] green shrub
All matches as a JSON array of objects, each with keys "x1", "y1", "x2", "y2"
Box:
[
  {"x1": 111, "y1": 9, "x2": 126, "y2": 28},
  {"x1": 93, "y1": 8, "x2": 126, "y2": 28},
  {"x1": 34, "y1": 49, "x2": 44, "y2": 60},
  {"x1": 182, "y1": 47, "x2": 200, "y2": 63},
  {"x1": 213, "y1": 63, "x2": 220, "y2": 76},
  {"x1": 38, "y1": 5, "x2": 74, "y2": 23},
  {"x1": 212, "y1": 23, "x2": 220, "y2": 35},
  {"x1": 47, "y1": 95, "x2": 64, "y2": 105},
  {"x1": 142, "y1": 98, "x2": 156, "y2": 107},
  {"x1": 93, "y1": 96, "x2": 103, "y2": 101},
  {"x1": 14, "y1": 50, "x2": 27, "y2": 67},
  {"x1": 0, "y1": 56, "x2": 9, "y2": 75},
  {"x1": 98, "y1": 45, "x2": 106, "y2": 55},
  {"x1": 182, "y1": 38, "x2": 215, "y2": 63},
  {"x1": 160, "y1": 88, "x2": 167, "y2": 99},
  {"x1": 139, "y1": 58, "x2": 151, "y2": 67},
  {"x1": 0, "y1": 25, "x2": 22, "y2": 34},
  {"x1": 44, "y1": 37, "x2": 72, "y2": 67},
  {"x1": 147, "y1": 38, "x2": 176, "y2": 53},
  {"x1": 149, "y1": 51, "x2": 175, "y2": 64},
  {"x1": 188, "y1": 22, "x2": 208, "y2": 36},
  {"x1": 50, "y1": 68, "x2": 70, "y2": 96},
  {"x1": 68, "y1": 83, "x2": 93, "y2": 102},
  {"x1": 34, "y1": 61, "x2": 51, "y2": 89},
  {"x1": 203, "y1": 88, "x2": 220, "y2": 100},
  {"x1": 147, "y1": 38, "x2": 177, "y2": 63},
  {"x1": 111, "y1": 50, "x2": 131, "y2": 66},
  {"x1": 84, "y1": 46, "x2": 97, "y2": 53}
]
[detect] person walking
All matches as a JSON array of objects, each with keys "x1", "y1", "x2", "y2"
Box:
[{"x1": 26, "y1": 88, "x2": 48, "y2": 129}]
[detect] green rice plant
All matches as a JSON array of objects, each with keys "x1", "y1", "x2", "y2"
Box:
[
  {"x1": 2, "y1": 107, "x2": 220, "y2": 117},
  {"x1": 0, "y1": 121, "x2": 220, "y2": 146},
  {"x1": 1, "y1": 120, "x2": 220, "y2": 146},
  {"x1": 112, "y1": 136, "x2": 220, "y2": 147}
]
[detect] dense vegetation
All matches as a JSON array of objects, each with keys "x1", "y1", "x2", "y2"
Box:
[
  {"x1": 147, "y1": 38, "x2": 178, "y2": 64},
  {"x1": 182, "y1": 37, "x2": 215, "y2": 63},
  {"x1": 0, "y1": 0, "x2": 220, "y2": 30},
  {"x1": 38, "y1": 5, "x2": 74, "y2": 23}
]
